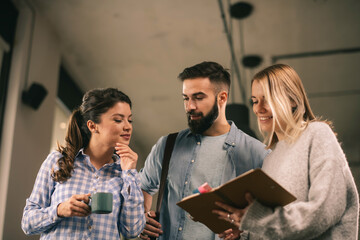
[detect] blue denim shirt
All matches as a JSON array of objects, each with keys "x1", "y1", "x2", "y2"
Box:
[{"x1": 139, "y1": 121, "x2": 270, "y2": 240}]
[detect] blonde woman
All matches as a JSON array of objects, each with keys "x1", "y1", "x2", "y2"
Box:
[{"x1": 213, "y1": 64, "x2": 359, "y2": 239}]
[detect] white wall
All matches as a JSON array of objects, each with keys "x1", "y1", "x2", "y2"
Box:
[{"x1": 0, "y1": 1, "x2": 61, "y2": 239}]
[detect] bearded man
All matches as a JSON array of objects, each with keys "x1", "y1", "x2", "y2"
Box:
[{"x1": 139, "y1": 61, "x2": 269, "y2": 240}]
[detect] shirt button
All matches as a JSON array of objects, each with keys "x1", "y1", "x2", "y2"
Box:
[
  {"x1": 185, "y1": 181, "x2": 188, "y2": 185},
  {"x1": 191, "y1": 159, "x2": 195, "y2": 163},
  {"x1": 232, "y1": 142, "x2": 235, "y2": 146},
  {"x1": 88, "y1": 226, "x2": 92, "y2": 230},
  {"x1": 179, "y1": 227, "x2": 182, "y2": 231},
  {"x1": 94, "y1": 175, "x2": 99, "y2": 179},
  {"x1": 197, "y1": 142, "x2": 200, "y2": 145}
]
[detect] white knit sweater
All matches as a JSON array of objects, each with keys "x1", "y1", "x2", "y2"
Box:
[{"x1": 240, "y1": 122, "x2": 359, "y2": 240}]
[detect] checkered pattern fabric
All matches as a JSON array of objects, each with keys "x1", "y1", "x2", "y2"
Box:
[{"x1": 22, "y1": 150, "x2": 145, "y2": 239}]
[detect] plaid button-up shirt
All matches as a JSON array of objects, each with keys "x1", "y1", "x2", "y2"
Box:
[{"x1": 22, "y1": 149, "x2": 145, "y2": 239}]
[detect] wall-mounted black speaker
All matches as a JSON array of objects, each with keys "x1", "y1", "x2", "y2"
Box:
[
  {"x1": 230, "y1": 2, "x2": 253, "y2": 19},
  {"x1": 242, "y1": 55, "x2": 263, "y2": 68},
  {"x1": 22, "y1": 83, "x2": 48, "y2": 110}
]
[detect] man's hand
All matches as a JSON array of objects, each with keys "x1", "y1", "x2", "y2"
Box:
[
  {"x1": 218, "y1": 228, "x2": 242, "y2": 240},
  {"x1": 57, "y1": 193, "x2": 91, "y2": 217},
  {"x1": 139, "y1": 211, "x2": 163, "y2": 239}
]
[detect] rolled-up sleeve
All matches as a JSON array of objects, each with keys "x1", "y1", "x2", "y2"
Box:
[
  {"x1": 139, "y1": 136, "x2": 167, "y2": 195},
  {"x1": 119, "y1": 169, "x2": 146, "y2": 238}
]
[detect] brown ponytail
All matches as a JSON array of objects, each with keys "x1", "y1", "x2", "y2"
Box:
[{"x1": 52, "y1": 109, "x2": 89, "y2": 182}]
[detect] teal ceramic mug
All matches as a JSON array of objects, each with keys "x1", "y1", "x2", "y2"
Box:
[{"x1": 90, "y1": 192, "x2": 113, "y2": 214}]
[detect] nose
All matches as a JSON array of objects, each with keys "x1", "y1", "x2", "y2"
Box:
[
  {"x1": 253, "y1": 101, "x2": 266, "y2": 115},
  {"x1": 185, "y1": 99, "x2": 196, "y2": 112},
  {"x1": 124, "y1": 120, "x2": 132, "y2": 131}
]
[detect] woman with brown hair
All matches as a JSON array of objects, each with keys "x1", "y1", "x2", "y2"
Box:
[
  {"x1": 213, "y1": 64, "x2": 359, "y2": 239},
  {"x1": 22, "y1": 88, "x2": 145, "y2": 239}
]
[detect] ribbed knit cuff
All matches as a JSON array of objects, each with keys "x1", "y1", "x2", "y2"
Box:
[
  {"x1": 240, "y1": 200, "x2": 272, "y2": 232},
  {"x1": 239, "y1": 230, "x2": 249, "y2": 240}
]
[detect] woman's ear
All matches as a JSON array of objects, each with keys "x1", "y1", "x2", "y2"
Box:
[{"x1": 87, "y1": 120, "x2": 98, "y2": 133}]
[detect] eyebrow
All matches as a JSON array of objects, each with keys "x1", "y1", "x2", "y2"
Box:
[
  {"x1": 111, "y1": 113, "x2": 132, "y2": 118},
  {"x1": 182, "y1": 92, "x2": 206, "y2": 97},
  {"x1": 251, "y1": 96, "x2": 265, "y2": 100}
]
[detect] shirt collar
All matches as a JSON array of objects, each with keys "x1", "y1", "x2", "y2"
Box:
[
  {"x1": 77, "y1": 148, "x2": 121, "y2": 167},
  {"x1": 224, "y1": 121, "x2": 238, "y2": 147},
  {"x1": 76, "y1": 148, "x2": 86, "y2": 159}
]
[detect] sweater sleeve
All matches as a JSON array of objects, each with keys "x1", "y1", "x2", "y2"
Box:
[
  {"x1": 240, "y1": 123, "x2": 354, "y2": 239},
  {"x1": 21, "y1": 152, "x2": 63, "y2": 235}
]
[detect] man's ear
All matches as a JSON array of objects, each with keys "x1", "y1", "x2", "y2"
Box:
[
  {"x1": 87, "y1": 120, "x2": 98, "y2": 133},
  {"x1": 218, "y1": 91, "x2": 228, "y2": 106}
]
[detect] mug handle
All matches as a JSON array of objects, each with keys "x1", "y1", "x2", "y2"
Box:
[{"x1": 87, "y1": 196, "x2": 92, "y2": 206}]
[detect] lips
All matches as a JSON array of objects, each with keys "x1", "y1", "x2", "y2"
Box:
[
  {"x1": 187, "y1": 111, "x2": 203, "y2": 121},
  {"x1": 190, "y1": 115, "x2": 202, "y2": 120},
  {"x1": 259, "y1": 116, "x2": 273, "y2": 121},
  {"x1": 120, "y1": 134, "x2": 131, "y2": 140}
]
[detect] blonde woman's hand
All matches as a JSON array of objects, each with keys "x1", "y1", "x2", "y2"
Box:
[
  {"x1": 57, "y1": 193, "x2": 91, "y2": 217},
  {"x1": 115, "y1": 143, "x2": 138, "y2": 170},
  {"x1": 212, "y1": 192, "x2": 254, "y2": 228}
]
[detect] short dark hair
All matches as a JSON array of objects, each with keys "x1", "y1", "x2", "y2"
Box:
[{"x1": 178, "y1": 61, "x2": 230, "y2": 93}]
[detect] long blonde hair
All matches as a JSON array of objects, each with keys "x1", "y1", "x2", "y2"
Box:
[{"x1": 252, "y1": 64, "x2": 316, "y2": 148}]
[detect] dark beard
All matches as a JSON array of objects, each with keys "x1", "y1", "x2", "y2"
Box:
[{"x1": 187, "y1": 98, "x2": 219, "y2": 134}]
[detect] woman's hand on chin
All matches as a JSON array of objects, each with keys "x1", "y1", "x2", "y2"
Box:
[{"x1": 115, "y1": 143, "x2": 138, "y2": 170}]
